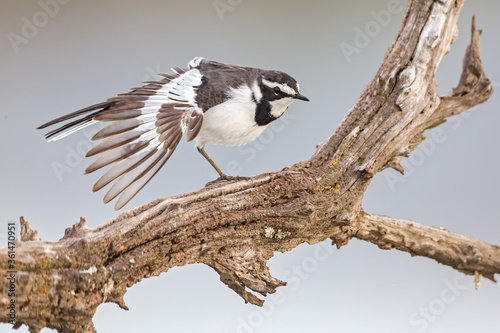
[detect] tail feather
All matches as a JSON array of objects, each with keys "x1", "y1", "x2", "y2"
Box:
[
  {"x1": 44, "y1": 114, "x2": 95, "y2": 142},
  {"x1": 37, "y1": 101, "x2": 115, "y2": 129},
  {"x1": 37, "y1": 101, "x2": 116, "y2": 141}
]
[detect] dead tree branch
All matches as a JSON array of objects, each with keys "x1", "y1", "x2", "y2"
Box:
[
  {"x1": 0, "y1": 1, "x2": 495, "y2": 332},
  {"x1": 352, "y1": 212, "x2": 500, "y2": 282}
]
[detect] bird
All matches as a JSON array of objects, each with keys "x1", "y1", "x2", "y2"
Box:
[{"x1": 37, "y1": 57, "x2": 309, "y2": 210}]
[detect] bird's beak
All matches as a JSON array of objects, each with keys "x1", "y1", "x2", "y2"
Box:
[{"x1": 293, "y1": 93, "x2": 309, "y2": 102}]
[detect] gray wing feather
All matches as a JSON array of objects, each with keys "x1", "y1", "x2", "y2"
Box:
[
  {"x1": 186, "y1": 112, "x2": 203, "y2": 142},
  {"x1": 92, "y1": 139, "x2": 159, "y2": 192},
  {"x1": 86, "y1": 124, "x2": 155, "y2": 157},
  {"x1": 84, "y1": 139, "x2": 151, "y2": 175},
  {"x1": 114, "y1": 149, "x2": 174, "y2": 210},
  {"x1": 103, "y1": 148, "x2": 167, "y2": 204}
]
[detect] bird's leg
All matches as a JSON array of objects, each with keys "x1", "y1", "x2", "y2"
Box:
[
  {"x1": 197, "y1": 147, "x2": 227, "y2": 178},
  {"x1": 197, "y1": 147, "x2": 250, "y2": 185}
]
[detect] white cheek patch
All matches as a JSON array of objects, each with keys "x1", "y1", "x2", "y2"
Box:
[
  {"x1": 262, "y1": 79, "x2": 296, "y2": 96},
  {"x1": 270, "y1": 97, "x2": 294, "y2": 118}
]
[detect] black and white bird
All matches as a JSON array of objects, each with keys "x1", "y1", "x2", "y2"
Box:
[{"x1": 38, "y1": 57, "x2": 309, "y2": 210}]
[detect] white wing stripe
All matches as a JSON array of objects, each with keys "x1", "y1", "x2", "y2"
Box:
[{"x1": 167, "y1": 69, "x2": 202, "y2": 104}]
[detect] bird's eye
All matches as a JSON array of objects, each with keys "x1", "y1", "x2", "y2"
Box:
[{"x1": 274, "y1": 87, "x2": 281, "y2": 94}]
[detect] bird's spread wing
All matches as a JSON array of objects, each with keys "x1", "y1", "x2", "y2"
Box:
[{"x1": 38, "y1": 61, "x2": 206, "y2": 210}]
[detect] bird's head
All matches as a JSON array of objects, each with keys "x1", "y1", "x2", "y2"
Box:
[{"x1": 258, "y1": 70, "x2": 309, "y2": 118}]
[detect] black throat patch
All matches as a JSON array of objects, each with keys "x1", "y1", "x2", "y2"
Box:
[{"x1": 254, "y1": 99, "x2": 276, "y2": 126}]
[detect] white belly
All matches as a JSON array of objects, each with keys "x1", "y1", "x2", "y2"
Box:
[{"x1": 195, "y1": 88, "x2": 268, "y2": 148}]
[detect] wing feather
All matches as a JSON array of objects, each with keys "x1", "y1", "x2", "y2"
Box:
[
  {"x1": 94, "y1": 109, "x2": 143, "y2": 121},
  {"x1": 162, "y1": 128, "x2": 183, "y2": 150},
  {"x1": 86, "y1": 123, "x2": 156, "y2": 156},
  {"x1": 186, "y1": 112, "x2": 203, "y2": 142},
  {"x1": 103, "y1": 149, "x2": 165, "y2": 203},
  {"x1": 92, "y1": 114, "x2": 157, "y2": 140},
  {"x1": 38, "y1": 58, "x2": 208, "y2": 209},
  {"x1": 93, "y1": 139, "x2": 160, "y2": 192},
  {"x1": 114, "y1": 150, "x2": 174, "y2": 210},
  {"x1": 95, "y1": 66, "x2": 204, "y2": 208},
  {"x1": 84, "y1": 139, "x2": 150, "y2": 174}
]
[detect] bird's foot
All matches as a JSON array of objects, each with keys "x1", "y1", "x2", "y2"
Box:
[{"x1": 205, "y1": 175, "x2": 251, "y2": 186}]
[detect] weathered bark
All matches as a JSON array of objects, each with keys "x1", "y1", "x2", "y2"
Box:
[{"x1": 0, "y1": 1, "x2": 496, "y2": 332}]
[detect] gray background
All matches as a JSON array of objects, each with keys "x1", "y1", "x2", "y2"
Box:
[{"x1": 1, "y1": 0, "x2": 499, "y2": 332}]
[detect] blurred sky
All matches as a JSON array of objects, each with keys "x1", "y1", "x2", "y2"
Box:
[{"x1": 1, "y1": 0, "x2": 499, "y2": 332}]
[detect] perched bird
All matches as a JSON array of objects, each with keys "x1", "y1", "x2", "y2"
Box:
[{"x1": 38, "y1": 57, "x2": 309, "y2": 210}]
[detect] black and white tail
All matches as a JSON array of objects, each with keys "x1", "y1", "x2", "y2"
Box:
[{"x1": 37, "y1": 101, "x2": 115, "y2": 142}]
